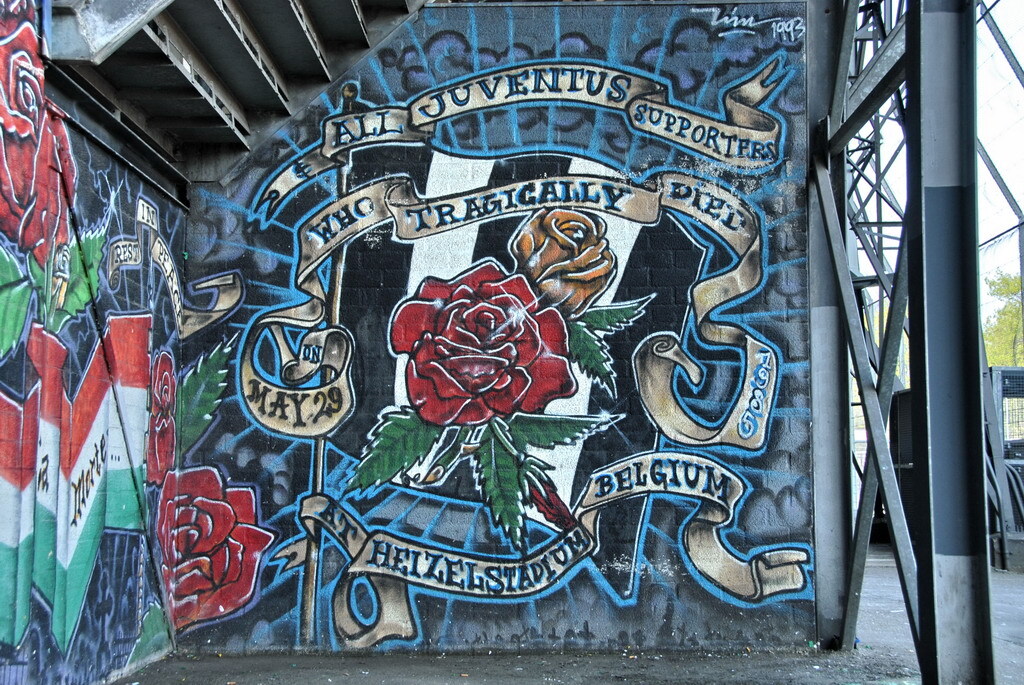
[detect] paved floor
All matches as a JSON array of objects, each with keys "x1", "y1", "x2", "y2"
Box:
[{"x1": 114, "y1": 547, "x2": 1023, "y2": 684}]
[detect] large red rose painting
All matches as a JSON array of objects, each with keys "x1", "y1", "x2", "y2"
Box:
[
  {"x1": 0, "y1": 9, "x2": 93, "y2": 360},
  {"x1": 158, "y1": 466, "x2": 275, "y2": 631},
  {"x1": 349, "y1": 242, "x2": 652, "y2": 548},
  {"x1": 390, "y1": 260, "x2": 576, "y2": 426},
  {"x1": 0, "y1": 20, "x2": 75, "y2": 267}
]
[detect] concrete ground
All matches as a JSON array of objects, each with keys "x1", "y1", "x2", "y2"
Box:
[{"x1": 114, "y1": 547, "x2": 1023, "y2": 685}]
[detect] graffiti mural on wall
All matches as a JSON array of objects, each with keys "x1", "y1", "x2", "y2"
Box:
[
  {"x1": 184, "y1": 2, "x2": 813, "y2": 652},
  {"x1": 0, "y1": 2, "x2": 242, "y2": 681}
]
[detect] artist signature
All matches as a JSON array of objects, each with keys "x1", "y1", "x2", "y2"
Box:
[
  {"x1": 694, "y1": 7, "x2": 806, "y2": 42},
  {"x1": 738, "y1": 348, "x2": 773, "y2": 441}
]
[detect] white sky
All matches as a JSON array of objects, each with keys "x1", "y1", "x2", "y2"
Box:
[
  {"x1": 977, "y1": 0, "x2": 1024, "y2": 315},
  {"x1": 853, "y1": 3, "x2": 1024, "y2": 319}
]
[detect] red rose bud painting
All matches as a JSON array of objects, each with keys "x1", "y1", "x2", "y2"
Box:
[{"x1": 147, "y1": 350, "x2": 177, "y2": 485}]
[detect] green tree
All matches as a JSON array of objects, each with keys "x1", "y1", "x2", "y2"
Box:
[{"x1": 983, "y1": 270, "x2": 1024, "y2": 366}]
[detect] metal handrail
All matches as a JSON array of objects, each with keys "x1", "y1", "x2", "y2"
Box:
[{"x1": 1006, "y1": 463, "x2": 1024, "y2": 533}]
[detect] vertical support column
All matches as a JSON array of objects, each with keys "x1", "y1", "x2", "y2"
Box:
[
  {"x1": 810, "y1": 0, "x2": 851, "y2": 647},
  {"x1": 906, "y1": 0, "x2": 996, "y2": 681}
]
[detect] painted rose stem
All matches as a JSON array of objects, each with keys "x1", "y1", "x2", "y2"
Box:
[{"x1": 298, "y1": 82, "x2": 361, "y2": 644}]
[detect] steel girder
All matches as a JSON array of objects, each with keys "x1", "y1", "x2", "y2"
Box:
[{"x1": 816, "y1": 0, "x2": 999, "y2": 680}]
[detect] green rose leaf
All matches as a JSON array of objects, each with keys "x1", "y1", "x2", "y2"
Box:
[
  {"x1": 475, "y1": 419, "x2": 529, "y2": 550},
  {"x1": 27, "y1": 255, "x2": 46, "y2": 292},
  {"x1": 0, "y1": 245, "x2": 32, "y2": 358},
  {"x1": 27, "y1": 251, "x2": 59, "y2": 331},
  {"x1": 347, "y1": 408, "x2": 444, "y2": 493},
  {"x1": 576, "y1": 294, "x2": 654, "y2": 334},
  {"x1": 177, "y1": 335, "x2": 237, "y2": 456},
  {"x1": 567, "y1": 295, "x2": 654, "y2": 396},
  {"x1": 58, "y1": 228, "x2": 105, "y2": 324},
  {"x1": 506, "y1": 412, "x2": 619, "y2": 450},
  {"x1": 567, "y1": 320, "x2": 616, "y2": 395}
]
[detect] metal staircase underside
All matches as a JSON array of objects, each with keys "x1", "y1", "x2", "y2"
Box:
[{"x1": 46, "y1": 0, "x2": 421, "y2": 178}]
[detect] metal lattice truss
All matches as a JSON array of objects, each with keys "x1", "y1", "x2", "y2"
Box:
[
  {"x1": 813, "y1": 0, "x2": 1019, "y2": 680},
  {"x1": 818, "y1": 0, "x2": 916, "y2": 655}
]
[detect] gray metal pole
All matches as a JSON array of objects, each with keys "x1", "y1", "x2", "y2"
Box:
[
  {"x1": 1019, "y1": 223, "x2": 1023, "y2": 365},
  {"x1": 906, "y1": 0, "x2": 996, "y2": 681},
  {"x1": 811, "y1": 0, "x2": 853, "y2": 648}
]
